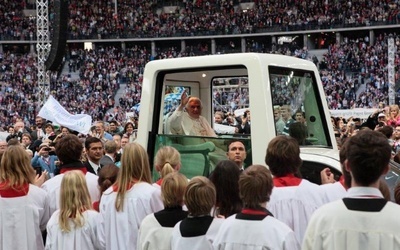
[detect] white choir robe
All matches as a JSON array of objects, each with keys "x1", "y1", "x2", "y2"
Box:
[
  {"x1": 212, "y1": 214, "x2": 300, "y2": 250},
  {"x1": 98, "y1": 182, "x2": 164, "y2": 250},
  {"x1": 267, "y1": 179, "x2": 326, "y2": 243},
  {"x1": 0, "y1": 184, "x2": 50, "y2": 250},
  {"x1": 45, "y1": 210, "x2": 100, "y2": 250},
  {"x1": 319, "y1": 182, "x2": 347, "y2": 203},
  {"x1": 137, "y1": 213, "x2": 174, "y2": 250},
  {"x1": 303, "y1": 187, "x2": 400, "y2": 250},
  {"x1": 41, "y1": 172, "x2": 100, "y2": 216},
  {"x1": 170, "y1": 218, "x2": 224, "y2": 250}
]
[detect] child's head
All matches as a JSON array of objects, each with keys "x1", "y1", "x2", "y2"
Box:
[
  {"x1": 184, "y1": 176, "x2": 216, "y2": 216},
  {"x1": 161, "y1": 172, "x2": 188, "y2": 207},
  {"x1": 59, "y1": 170, "x2": 92, "y2": 232},
  {"x1": 239, "y1": 165, "x2": 273, "y2": 209},
  {"x1": 155, "y1": 146, "x2": 181, "y2": 178}
]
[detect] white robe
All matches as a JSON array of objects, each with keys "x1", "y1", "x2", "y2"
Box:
[
  {"x1": 0, "y1": 184, "x2": 50, "y2": 250},
  {"x1": 212, "y1": 214, "x2": 300, "y2": 250},
  {"x1": 41, "y1": 172, "x2": 100, "y2": 216},
  {"x1": 168, "y1": 110, "x2": 216, "y2": 137},
  {"x1": 170, "y1": 218, "x2": 224, "y2": 250},
  {"x1": 303, "y1": 187, "x2": 400, "y2": 250},
  {"x1": 98, "y1": 182, "x2": 164, "y2": 250},
  {"x1": 137, "y1": 213, "x2": 174, "y2": 250},
  {"x1": 267, "y1": 179, "x2": 326, "y2": 243},
  {"x1": 319, "y1": 182, "x2": 347, "y2": 203},
  {"x1": 45, "y1": 210, "x2": 100, "y2": 250}
]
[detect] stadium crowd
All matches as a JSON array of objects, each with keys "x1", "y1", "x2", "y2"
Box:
[{"x1": 1, "y1": 0, "x2": 400, "y2": 40}]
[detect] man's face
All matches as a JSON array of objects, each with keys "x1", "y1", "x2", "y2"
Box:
[
  {"x1": 0, "y1": 141, "x2": 7, "y2": 153},
  {"x1": 96, "y1": 124, "x2": 104, "y2": 134},
  {"x1": 109, "y1": 123, "x2": 117, "y2": 132},
  {"x1": 14, "y1": 122, "x2": 24, "y2": 133},
  {"x1": 274, "y1": 109, "x2": 281, "y2": 121},
  {"x1": 281, "y1": 108, "x2": 289, "y2": 120},
  {"x1": 186, "y1": 99, "x2": 202, "y2": 119},
  {"x1": 214, "y1": 114, "x2": 223, "y2": 124},
  {"x1": 227, "y1": 141, "x2": 246, "y2": 168},
  {"x1": 121, "y1": 138, "x2": 129, "y2": 148},
  {"x1": 395, "y1": 126, "x2": 400, "y2": 139},
  {"x1": 21, "y1": 136, "x2": 31, "y2": 146},
  {"x1": 295, "y1": 112, "x2": 305, "y2": 123},
  {"x1": 86, "y1": 142, "x2": 103, "y2": 162},
  {"x1": 35, "y1": 118, "x2": 44, "y2": 128}
]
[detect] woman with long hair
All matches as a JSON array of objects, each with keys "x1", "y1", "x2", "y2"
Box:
[
  {"x1": 138, "y1": 172, "x2": 188, "y2": 250},
  {"x1": 153, "y1": 146, "x2": 181, "y2": 187},
  {"x1": 209, "y1": 160, "x2": 242, "y2": 218},
  {"x1": 98, "y1": 143, "x2": 164, "y2": 250},
  {"x1": 0, "y1": 146, "x2": 50, "y2": 250},
  {"x1": 45, "y1": 171, "x2": 100, "y2": 250},
  {"x1": 123, "y1": 122, "x2": 136, "y2": 143}
]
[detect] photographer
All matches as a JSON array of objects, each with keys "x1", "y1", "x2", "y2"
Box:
[
  {"x1": 31, "y1": 142, "x2": 59, "y2": 178},
  {"x1": 361, "y1": 109, "x2": 387, "y2": 130}
]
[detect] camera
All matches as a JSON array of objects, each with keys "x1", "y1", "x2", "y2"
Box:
[{"x1": 43, "y1": 147, "x2": 51, "y2": 151}]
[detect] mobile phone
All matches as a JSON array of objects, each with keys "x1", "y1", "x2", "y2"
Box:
[{"x1": 35, "y1": 167, "x2": 42, "y2": 176}]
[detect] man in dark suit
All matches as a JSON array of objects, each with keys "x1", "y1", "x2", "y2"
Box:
[
  {"x1": 31, "y1": 116, "x2": 46, "y2": 141},
  {"x1": 84, "y1": 137, "x2": 104, "y2": 175}
]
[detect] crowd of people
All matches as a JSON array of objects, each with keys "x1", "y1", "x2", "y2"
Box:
[
  {"x1": 2, "y1": 0, "x2": 400, "y2": 40},
  {"x1": 1, "y1": 114, "x2": 400, "y2": 249}
]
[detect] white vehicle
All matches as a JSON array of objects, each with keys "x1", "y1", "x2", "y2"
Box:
[{"x1": 136, "y1": 53, "x2": 400, "y2": 193}]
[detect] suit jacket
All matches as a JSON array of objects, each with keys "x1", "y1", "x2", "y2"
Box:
[
  {"x1": 236, "y1": 122, "x2": 251, "y2": 134},
  {"x1": 83, "y1": 161, "x2": 96, "y2": 175},
  {"x1": 31, "y1": 128, "x2": 46, "y2": 141},
  {"x1": 31, "y1": 154, "x2": 58, "y2": 175},
  {"x1": 99, "y1": 154, "x2": 114, "y2": 167}
]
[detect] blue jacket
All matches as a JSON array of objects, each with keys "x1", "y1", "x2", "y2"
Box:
[{"x1": 31, "y1": 154, "x2": 58, "y2": 175}]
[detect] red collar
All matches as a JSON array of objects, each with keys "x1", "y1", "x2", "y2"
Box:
[
  {"x1": 241, "y1": 208, "x2": 269, "y2": 216},
  {"x1": 60, "y1": 167, "x2": 88, "y2": 175},
  {"x1": 112, "y1": 179, "x2": 138, "y2": 192},
  {"x1": 273, "y1": 174, "x2": 302, "y2": 187},
  {"x1": 156, "y1": 178, "x2": 163, "y2": 186},
  {"x1": 0, "y1": 182, "x2": 29, "y2": 198}
]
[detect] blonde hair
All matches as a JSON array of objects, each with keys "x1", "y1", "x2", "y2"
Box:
[
  {"x1": 184, "y1": 176, "x2": 216, "y2": 216},
  {"x1": 0, "y1": 146, "x2": 35, "y2": 188},
  {"x1": 161, "y1": 172, "x2": 188, "y2": 207},
  {"x1": 59, "y1": 171, "x2": 93, "y2": 232},
  {"x1": 155, "y1": 146, "x2": 181, "y2": 178},
  {"x1": 115, "y1": 143, "x2": 152, "y2": 211}
]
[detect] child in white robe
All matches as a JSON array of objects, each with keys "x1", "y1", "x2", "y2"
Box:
[
  {"x1": 0, "y1": 146, "x2": 50, "y2": 250},
  {"x1": 171, "y1": 176, "x2": 224, "y2": 250},
  {"x1": 98, "y1": 143, "x2": 164, "y2": 250},
  {"x1": 138, "y1": 172, "x2": 188, "y2": 250},
  {"x1": 213, "y1": 165, "x2": 300, "y2": 250},
  {"x1": 45, "y1": 170, "x2": 100, "y2": 250}
]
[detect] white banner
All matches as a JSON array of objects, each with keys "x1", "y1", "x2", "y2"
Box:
[
  {"x1": 329, "y1": 108, "x2": 375, "y2": 119},
  {"x1": 38, "y1": 95, "x2": 92, "y2": 134}
]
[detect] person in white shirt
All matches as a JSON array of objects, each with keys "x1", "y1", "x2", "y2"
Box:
[
  {"x1": 303, "y1": 130, "x2": 400, "y2": 250},
  {"x1": 0, "y1": 145, "x2": 50, "y2": 250},
  {"x1": 168, "y1": 90, "x2": 216, "y2": 137},
  {"x1": 45, "y1": 170, "x2": 100, "y2": 250},
  {"x1": 98, "y1": 143, "x2": 164, "y2": 250},
  {"x1": 213, "y1": 165, "x2": 300, "y2": 250},
  {"x1": 171, "y1": 176, "x2": 224, "y2": 250},
  {"x1": 138, "y1": 172, "x2": 188, "y2": 250},
  {"x1": 265, "y1": 135, "x2": 326, "y2": 243}
]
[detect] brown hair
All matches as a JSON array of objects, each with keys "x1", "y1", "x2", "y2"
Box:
[
  {"x1": 184, "y1": 176, "x2": 216, "y2": 216},
  {"x1": 345, "y1": 130, "x2": 391, "y2": 186},
  {"x1": 55, "y1": 134, "x2": 83, "y2": 163},
  {"x1": 265, "y1": 135, "x2": 302, "y2": 177},
  {"x1": 98, "y1": 164, "x2": 119, "y2": 194},
  {"x1": 239, "y1": 165, "x2": 273, "y2": 209}
]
